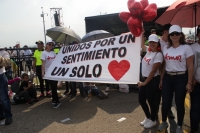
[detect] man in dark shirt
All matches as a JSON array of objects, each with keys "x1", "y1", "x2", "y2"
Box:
[{"x1": 18, "y1": 73, "x2": 38, "y2": 104}]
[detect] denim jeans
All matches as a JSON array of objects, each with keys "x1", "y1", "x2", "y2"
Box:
[
  {"x1": 84, "y1": 86, "x2": 100, "y2": 96},
  {"x1": 0, "y1": 73, "x2": 12, "y2": 118},
  {"x1": 161, "y1": 73, "x2": 187, "y2": 126},
  {"x1": 190, "y1": 83, "x2": 200, "y2": 132},
  {"x1": 139, "y1": 75, "x2": 160, "y2": 121}
]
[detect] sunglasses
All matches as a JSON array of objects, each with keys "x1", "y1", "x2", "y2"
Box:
[{"x1": 170, "y1": 32, "x2": 181, "y2": 36}]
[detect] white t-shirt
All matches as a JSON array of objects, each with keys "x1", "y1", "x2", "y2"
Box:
[
  {"x1": 162, "y1": 44, "x2": 194, "y2": 72},
  {"x1": 142, "y1": 51, "x2": 163, "y2": 77},
  {"x1": 190, "y1": 43, "x2": 200, "y2": 82},
  {"x1": 12, "y1": 50, "x2": 25, "y2": 61},
  {"x1": 0, "y1": 50, "x2": 10, "y2": 74},
  {"x1": 41, "y1": 51, "x2": 56, "y2": 73},
  {"x1": 159, "y1": 37, "x2": 168, "y2": 51},
  {"x1": 24, "y1": 49, "x2": 32, "y2": 61}
]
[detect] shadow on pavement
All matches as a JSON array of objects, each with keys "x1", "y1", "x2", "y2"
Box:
[{"x1": 0, "y1": 88, "x2": 140, "y2": 133}]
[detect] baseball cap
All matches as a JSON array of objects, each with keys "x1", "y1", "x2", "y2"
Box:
[
  {"x1": 148, "y1": 34, "x2": 159, "y2": 42},
  {"x1": 46, "y1": 40, "x2": 55, "y2": 45},
  {"x1": 151, "y1": 29, "x2": 156, "y2": 33},
  {"x1": 169, "y1": 25, "x2": 182, "y2": 34},
  {"x1": 197, "y1": 25, "x2": 200, "y2": 34},
  {"x1": 35, "y1": 40, "x2": 44, "y2": 44}
]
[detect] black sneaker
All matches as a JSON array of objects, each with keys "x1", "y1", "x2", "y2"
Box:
[
  {"x1": 63, "y1": 90, "x2": 69, "y2": 95},
  {"x1": 70, "y1": 95, "x2": 76, "y2": 99},
  {"x1": 5, "y1": 117, "x2": 12, "y2": 125},
  {"x1": 168, "y1": 110, "x2": 175, "y2": 119},
  {"x1": 0, "y1": 116, "x2": 5, "y2": 121},
  {"x1": 53, "y1": 102, "x2": 62, "y2": 109},
  {"x1": 52, "y1": 101, "x2": 56, "y2": 105}
]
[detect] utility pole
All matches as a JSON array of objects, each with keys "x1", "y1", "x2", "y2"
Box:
[{"x1": 41, "y1": 7, "x2": 48, "y2": 44}]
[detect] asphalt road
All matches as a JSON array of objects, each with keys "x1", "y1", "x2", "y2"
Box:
[{"x1": 0, "y1": 86, "x2": 191, "y2": 133}]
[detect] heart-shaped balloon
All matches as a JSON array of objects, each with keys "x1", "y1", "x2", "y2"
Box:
[
  {"x1": 142, "y1": 3, "x2": 157, "y2": 22},
  {"x1": 140, "y1": 0, "x2": 149, "y2": 9},
  {"x1": 127, "y1": 17, "x2": 142, "y2": 37},
  {"x1": 128, "y1": 1, "x2": 143, "y2": 18},
  {"x1": 119, "y1": 12, "x2": 132, "y2": 23},
  {"x1": 127, "y1": 0, "x2": 135, "y2": 9}
]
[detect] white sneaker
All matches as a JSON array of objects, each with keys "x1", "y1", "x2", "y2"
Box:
[
  {"x1": 144, "y1": 120, "x2": 156, "y2": 128},
  {"x1": 140, "y1": 118, "x2": 150, "y2": 126},
  {"x1": 105, "y1": 87, "x2": 109, "y2": 91}
]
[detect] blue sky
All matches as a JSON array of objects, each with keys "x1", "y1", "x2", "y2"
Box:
[{"x1": 0, "y1": 0, "x2": 193, "y2": 48}]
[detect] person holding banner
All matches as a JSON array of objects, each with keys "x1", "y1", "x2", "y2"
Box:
[
  {"x1": 41, "y1": 40, "x2": 61, "y2": 109},
  {"x1": 138, "y1": 34, "x2": 163, "y2": 128},
  {"x1": 158, "y1": 25, "x2": 194, "y2": 133}
]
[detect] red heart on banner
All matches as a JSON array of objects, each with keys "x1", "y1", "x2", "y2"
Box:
[
  {"x1": 119, "y1": 12, "x2": 132, "y2": 23},
  {"x1": 108, "y1": 60, "x2": 130, "y2": 81},
  {"x1": 142, "y1": 3, "x2": 157, "y2": 22},
  {"x1": 127, "y1": 17, "x2": 142, "y2": 37}
]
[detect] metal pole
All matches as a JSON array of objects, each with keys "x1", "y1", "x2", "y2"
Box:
[
  {"x1": 194, "y1": 3, "x2": 197, "y2": 41},
  {"x1": 41, "y1": 7, "x2": 46, "y2": 44}
]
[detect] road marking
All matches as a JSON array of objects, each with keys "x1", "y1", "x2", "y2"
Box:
[{"x1": 183, "y1": 94, "x2": 190, "y2": 133}]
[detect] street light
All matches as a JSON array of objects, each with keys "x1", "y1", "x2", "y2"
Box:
[{"x1": 41, "y1": 7, "x2": 48, "y2": 44}]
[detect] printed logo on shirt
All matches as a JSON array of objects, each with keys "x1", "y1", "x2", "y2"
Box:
[
  {"x1": 164, "y1": 53, "x2": 181, "y2": 62},
  {"x1": 47, "y1": 56, "x2": 55, "y2": 60},
  {"x1": 144, "y1": 57, "x2": 151, "y2": 65}
]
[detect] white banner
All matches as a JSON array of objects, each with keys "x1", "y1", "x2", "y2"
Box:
[{"x1": 44, "y1": 33, "x2": 141, "y2": 84}]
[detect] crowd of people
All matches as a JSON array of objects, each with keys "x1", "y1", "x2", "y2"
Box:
[
  {"x1": 0, "y1": 24, "x2": 199, "y2": 133},
  {"x1": 139, "y1": 24, "x2": 200, "y2": 133}
]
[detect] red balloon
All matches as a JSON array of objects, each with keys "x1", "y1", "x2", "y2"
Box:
[
  {"x1": 142, "y1": 3, "x2": 157, "y2": 22},
  {"x1": 127, "y1": 17, "x2": 142, "y2": 37},
  {"x1": 140, "y1": 0, "x2": 149, "y2": 9},
  {"x1": 119, "y1": 12, "x2": 132, "y2": 23},
  {"x1": 127, "y1": 0, "x2": 135, "y2": 9},
  {"x1": 128, "y1": 2, "x2": 143, "y2": 18}
]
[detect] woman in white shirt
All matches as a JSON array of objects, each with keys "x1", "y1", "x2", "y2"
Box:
[
  {"x1": 158, "y1": 25, "x2": 194, "y2": 133},
  {"x1": 138, "y1": 34, "x2": 163, "y2": 128},
  {"x1": 41, "y1": 40, "x2": 61, "y2": 109}
]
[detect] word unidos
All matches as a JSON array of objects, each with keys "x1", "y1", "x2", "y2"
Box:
[
  {"x1": 62, "y1": 34, "x2": 135, "y2": 54},
  {"x1": 164, "y1": 53, "x2": 181, "y2": 62}
]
